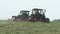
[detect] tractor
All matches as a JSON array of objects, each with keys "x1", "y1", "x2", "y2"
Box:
[
  {"x1": 18, "y1": 10, "x2": 30, "y2": 20},
  {"x1": 28, "y1": 8, "x2": 50, "y2": 22},
  {"x1": 11, "y1": 10, "x2": 30, "y2": 21}
]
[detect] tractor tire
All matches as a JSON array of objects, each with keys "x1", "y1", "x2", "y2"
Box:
[{"x1": 45, "y1": 18, "x2": 50, "y2": 23}]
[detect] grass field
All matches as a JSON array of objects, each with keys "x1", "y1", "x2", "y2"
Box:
[{"x1": 0, "y1": 20, "x2": 60, "y2": 34}]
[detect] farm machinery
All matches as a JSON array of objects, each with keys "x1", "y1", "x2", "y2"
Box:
[
  {"x1": 11, "y1": 10, "x2": 30, "y2": 21},
  {"x1": 11, "y1": 8, "x2": 50, "y2": 22}
]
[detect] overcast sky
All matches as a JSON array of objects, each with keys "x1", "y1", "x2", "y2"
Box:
[{"x1": 0, "y1": 0, "x2": 60, "y2": 21}]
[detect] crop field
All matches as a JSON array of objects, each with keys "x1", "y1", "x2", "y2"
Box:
[{"x1": 0, "y1": 20, "x2": 60, "y2": 34}]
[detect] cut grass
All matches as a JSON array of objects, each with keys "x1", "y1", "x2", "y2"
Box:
[{"x1": 0, "y1": 20, "x2": 60, "y2": 34}]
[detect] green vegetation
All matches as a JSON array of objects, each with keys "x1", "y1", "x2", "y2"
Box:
[{"x1": 0, "y1": 20, "x2": 60, "y2": 34}]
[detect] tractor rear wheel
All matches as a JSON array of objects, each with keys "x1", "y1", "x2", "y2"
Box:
[{"x1": 45, "y1": 18, "x2": 50, "y2": 23}]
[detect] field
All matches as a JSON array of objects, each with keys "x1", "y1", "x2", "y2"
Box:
[{"x1": 0, "y1": 20, "x2": 60, "y2": 34}]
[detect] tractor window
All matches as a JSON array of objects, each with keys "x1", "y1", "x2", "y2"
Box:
[
  {"x1": 33, "y1": 10, "x2": 37, "y2": 14},
  {"x1": 40, "y1": 9, "x2": 44, "y2": 15},
  {"x1": 33, "y1": 10, "x2": 35, "y2": 14},
  {"x1": 26, "y1": 12, "x2": 29, "y2": 14},
  {"x1": 39, "y1": 10, "x2": 40, "y2": 13},
  {"x1": 20, "y1": 11, "x2": 22, "y2": 15},
  {"x1": 22, "y1": 12, "x2": 26, "y2": 15},
  {"x1": 40, "y1": 11, "x2": 44, "y2": 15},
  {"x1": 40, "y1": 9, "x2": 46, "y2": 15}
]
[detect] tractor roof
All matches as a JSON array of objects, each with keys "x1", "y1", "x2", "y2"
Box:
[
  {"x1": 32, "y1": 8, "x2": 39, "y2": 10},
  {"x1": 32, "y1": 8, "x2": 43, "y2": 10},
  {"x1": 20, "y1": 10, "x2": 30, "y2": 12}
]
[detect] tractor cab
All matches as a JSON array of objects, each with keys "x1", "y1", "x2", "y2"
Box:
[
  {"x1": 32, "y1": 8, "x2": 46, "y2": 16},
  {"x1": 19, "y1": 10, "x2": 30, "y2": 19},
  {"x1": 31, "y1": 8, "x2": 46, "y2": 20},
  {"x1": 20, "y1": 10, "x2": 30, "y2": 16}
]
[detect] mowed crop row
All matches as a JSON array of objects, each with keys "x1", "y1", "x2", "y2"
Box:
[{"x1": 0, "y1": 20, "x2": 60, "y2": 34}]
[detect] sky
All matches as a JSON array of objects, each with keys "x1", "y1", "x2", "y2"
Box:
[{"x1": 0, "y1": 0, "x2": 60, "y2": 21}]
